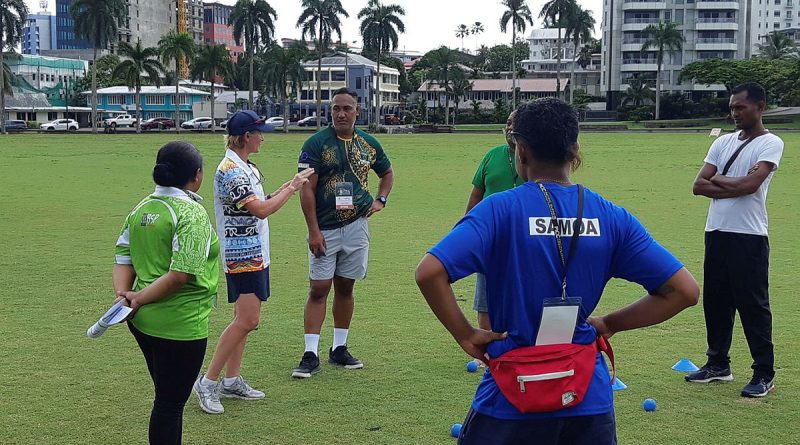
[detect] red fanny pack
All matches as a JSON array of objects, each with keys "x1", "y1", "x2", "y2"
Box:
[{"x1": 488, "y1": 336, "x2": 615, "y2": 413}]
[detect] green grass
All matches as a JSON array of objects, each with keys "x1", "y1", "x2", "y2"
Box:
[{"x1": 1, "y1": 132, "x2": 798, "y2": 444}]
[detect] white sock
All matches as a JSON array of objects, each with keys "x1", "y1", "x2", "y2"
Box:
[
  {"x1": 222, "y1": 376, "x2": 238, "y2": 387},
  {"x1": 332, "y1": 328, "x2": 349, "y2": 349},
  {"x1": 201, "y1": 375, "x2": 217, "y2": 386},
  {"x1": 304, "y1": 334, "x2": 320, "y2": 355}
]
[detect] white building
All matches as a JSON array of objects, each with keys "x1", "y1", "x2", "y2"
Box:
[
  {"x1": 522, "y1": 28, "x2": 602, "y2": 97},
  {"x1": 22, "y1": 7, "x2": 57, "y2": 55}
]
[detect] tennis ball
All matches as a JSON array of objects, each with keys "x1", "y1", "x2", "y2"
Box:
[
  {"x1": 466, "y1": 361, "x2": 479, "y2": 372},
  {"x1": 450, "y1": 423, "x2": 462, "y2": 437},
  {"x1": 643, "y1": 398, "x2": 657, "y2": 412}
]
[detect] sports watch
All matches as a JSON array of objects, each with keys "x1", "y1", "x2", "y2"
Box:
[{"x1": 376, "y1": 195, "x2": 388, "y2": 206}]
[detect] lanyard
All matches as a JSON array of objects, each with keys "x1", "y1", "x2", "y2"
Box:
[
  {"x1": 536, "y1": 181, "x2": 585, "y2": 300},
  {"x1": 507, "y1": 149, "x2": 519, "y2": 187}
]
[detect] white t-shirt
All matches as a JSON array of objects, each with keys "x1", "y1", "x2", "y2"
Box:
[{"x1": 704, "y1": 131, "x2": 783, "y2": 236}]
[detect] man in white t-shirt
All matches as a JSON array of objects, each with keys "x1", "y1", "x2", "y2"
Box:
[{"x1": 688, "y1": 82, "x2": 784, "y2": 398}]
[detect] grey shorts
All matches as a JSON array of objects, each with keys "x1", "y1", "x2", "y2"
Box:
[
  {"x1": 473, "y1": 273, "x2": 488, "y2": 313},
  {"x1": 309, "y1": 217, "x2": 370, "y2": 281}
]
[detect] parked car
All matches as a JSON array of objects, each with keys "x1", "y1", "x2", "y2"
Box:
[
  {"x1": 297, "y1": 115, "x2": 328, "y2": 127},
  {"x1": 220, "y1": 119, "x2": 229, "y2": 129},
  {"x1": 103, "y1": 114, "x2": 137, "y2": 128},
  {"x1": 264, "y1": 116, "x2": 285, "y2": 126},
  {"x1": 181, "y1": 117, "x2": 214, "y2": 129},
  {"x1": 141, "y1": 117, "x2": 175, "y2": 130},
  {"x1": 40, "y1": 119, "x2": 79, "y2": 131},
  {"x1": 383, "y1": 114, "x2": 401, "y2": 125},
  {"x1": 4, "y1": 120, "x2": 28, "y2": 131}
]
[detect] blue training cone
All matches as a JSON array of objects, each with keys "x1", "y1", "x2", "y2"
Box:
[
  {"x1": 612, "y1": 377, "x2": 627, "y2": 391},
  {"x1": 672, "y1": 359, "x2": 700, "y2": 372}
]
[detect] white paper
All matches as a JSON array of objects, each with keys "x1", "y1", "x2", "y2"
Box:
[
  {"x1": 535, "y1": 304, "x2": 580, "y2": 346},
  {"x1": 87, "y1": 300, "x2": 133, "y2": 338}
]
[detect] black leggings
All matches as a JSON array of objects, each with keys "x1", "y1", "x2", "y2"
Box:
[{"x1": 129, "y1": 323, "x2": 207, "y2": 445}]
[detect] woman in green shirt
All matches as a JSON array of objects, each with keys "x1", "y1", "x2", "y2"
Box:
[{"x1": 113, "y1": 141, "x2": 219, "y2": 445}]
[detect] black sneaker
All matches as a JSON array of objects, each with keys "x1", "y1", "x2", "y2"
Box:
[
  {"x1": 291, "y1": 352, "x2": 321, "y2": 379},
  {"x1": 685, "y1": 365, "x2": 734, "y2": 383},
  {"x1": 741, "y1": 376, "x2": 775, "y2": 398},
  {"x1": 329, "y1": 345, "x2": 364, "y2": 369}
]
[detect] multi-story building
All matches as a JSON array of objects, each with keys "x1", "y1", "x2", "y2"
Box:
[
  {"x1": 5, "y1": 54, "x2": 88, "y2": 92},
  {"x1": 22, "y1": 5, "x2": 58, "y2": 55},
  {"x1": 203, "y1": 2, "x2": 244, "y2": 61},
  {"x1": 601, "y1": 0, "x2": 754, "y2": 108},
  {"x1": 89, "y1": 86, "x2": 211, "y2": 121},
  {"x1": 522, "y1": 28, "x2": 602, "y2": 97},
  {"x1": 297, "y1": 53, "x2": 401, "y2": 125},
  {"x1": 186, "y1": 0, "x2": 205, "y2": 46}
]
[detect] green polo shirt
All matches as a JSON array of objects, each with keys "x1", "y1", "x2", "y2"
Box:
[
  {"x1": 472, "y1": 144, "x2": 524, "y2": 198},
  {"x1": 115, "y1": 187, "x2": 219, "y2": 341},
  {"x1": 298, "y1": 127, "x2": 392, "y2": 230}
]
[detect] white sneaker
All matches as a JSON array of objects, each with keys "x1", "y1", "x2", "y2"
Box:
[
  {"x1": 220, "y1": 376, "x2": 265, "y2": 400},
  {"x1": 193, "y1": 374, "x2": 224, "y2": 414}
]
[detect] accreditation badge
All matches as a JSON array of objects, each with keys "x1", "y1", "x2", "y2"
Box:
[
  {"x1": 535, "y1": 297, "x2": 582, "y2": 346},
  {"x1": 335, "y1": 182, "x2": 354, "y2": 209}
]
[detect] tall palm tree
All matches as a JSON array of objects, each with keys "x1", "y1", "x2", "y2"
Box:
[
  {"x1": 230, "y1": 0, "x2": 277, "y2": 111},
  {"x1": 756, "y1": 31, "x2": 797, "y2": 60},
  {"x1": 261, "y1": 43, "x2": 306, "y2": 133},
  {"x1": 423, "y1": 46, "x2": 458, "y2": 125},
  {"x1": 539, "y1": 0, "x2": 578, "y2": 100},
  {"x1": 641, "y1": 21, "x2": 684, "y2": 120},
  {"x1": 112, "y1": 40, "x2": 165, "y2": 133},
  {"x1": 158, "y1": 31, "x2": 195, "y2": 133},
  {"x1": 70, "y1": 0, "x2": 127, "y2": 134},
  {"x1": 449, "y1": 69, "x2": 473, "y2": 124},
  {"x1": 565, "y1": 5, "x2": 594, "y2": 104},
  {"x1": 358, "y1": 0, "x2": 405, "y2": 126},
  {"x1": 500, "y1": 0, "x2": 534, "y2": 109},
  {"x1": 0, "y1": 0, "x2": 27, "y2": 135},
  {"x1": 471, "y1": 22, "x2": 484, "y2": 53},
  {"x1": 298, "y1": 0, "x2": 349, "y2": 130},
  {"x1": 455, "y1": 24, "x2": 469, "y2": 51},
  {"x1": 190, "y1": 44, "x2": 232, "y2": 134}
]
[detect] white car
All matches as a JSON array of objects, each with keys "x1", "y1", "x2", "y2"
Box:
[
  {"x1": 264, "y1": 116, "x2": 285, "y2": 126},
  {"x1": 181, "y1": 117, "x2": 214, "y2": 129},
  {"x1": 40, "y1": 119, "x2": 79, "y2": 131}
]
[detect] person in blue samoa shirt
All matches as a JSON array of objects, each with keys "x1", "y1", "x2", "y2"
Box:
[{"x1": 415, "y1": 98, "x2": 700, "y2": 445}]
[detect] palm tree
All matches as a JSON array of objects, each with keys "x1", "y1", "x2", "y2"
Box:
[
  {"x1": 641, "y1": 21, "x2": 684, "y2": 120},
  {"x1": 449, "y1": 69, "x2": 473, "y2": 124},
  {"x1": 539, "y1": 0, "x2": 578, "y2": 101},
  {"x1": 261, "y1": 43, "x2": 306, "y2": 133},
  {"x1": 756, "y1": 31, "x2": 797, "y2": 60},
  {"x1": 112, "y1": 40, "x2": 165, "y2": 133},
  {"x1": 158, "y1": 31, "x2": 195, "y2": 133},
  {"x1": 298, "y1": 0, "x2": 349, "y2": 130},
  {"x1": 471, "y1": 22, "x2": 484, "y2": 53},
  {"x1": 191, "y1": 44, "x2": 232, "y2": 134},
  {"x1": 230, "y1": 0, "x2": 276, "y2": 111},
  {"x1": 423, "y1": 46, "x2": 458, "y2": 125},
  {"x1": 565, "y1": 5, "x2": 594, "y2": 104},
  {"x1": 577, "y1": 39, "x2": 597, "y2": 69},
  {"x1": 358, "y1": 0, "x2": 405, "y2": 126},
  {"x1": 70, "y1": 0, "x2": 127, "y2": 134},
  {"x1": 0, "y1": 0, "x2": 27, "y2": 135},
  {"x1": 455, "y1": 24, "x2": 469, "y2": 51},
  {"x1": 500, "y1": 0, "x2": 534, "y2": 109},
  {"x1": 621, "y1": 74, "x2": 655, "y2": 107}
]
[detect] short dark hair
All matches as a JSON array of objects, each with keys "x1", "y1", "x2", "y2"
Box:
[
  {"x1": 513, "y1": 98, "x2": 581, "y2": 169},
  {"x1": 152, "y1": 141, "x2": 203, "y2": 188},
  {"x1": 332, "y1": 87, "x2": 358, "y2": 101},
  {"x1": 731, "y1": 82, "x2": 766, "y2": 104}
]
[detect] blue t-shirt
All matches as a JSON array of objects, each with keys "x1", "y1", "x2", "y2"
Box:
[{"x1": 429, "y1": 182, "x2": 683, "y2": 420}]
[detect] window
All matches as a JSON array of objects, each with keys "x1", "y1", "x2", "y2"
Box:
[
  {"x1": 171, "y1": 95, "x2": 189, "y2": 105},
  {"x1": 332, "y1": 71, "x2": 345, "y2": 81},
  {"x1": 107, "y1": 95, "x2": 124, "y2": 105},
  {"x1": 145, "y1": 95, "x2": 166, "y2": 105},
  {"x1": 355, "y1": 77, "x2": 362, "y2": 89}
]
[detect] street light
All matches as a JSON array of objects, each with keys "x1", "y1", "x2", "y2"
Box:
[{"x1": 343, "y1": 40, "x2": 357, "y2": 90}]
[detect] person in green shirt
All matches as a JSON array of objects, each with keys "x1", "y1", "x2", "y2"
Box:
[
  {"x1": 113, "y1": 141, "x2": 219, "y2": 445},
  {"x1": 465, "y1": 111, "x2": 524, "y2": 333},
  {"x1": 292, "y1": 87, "x2": 394, "y2": 378}
]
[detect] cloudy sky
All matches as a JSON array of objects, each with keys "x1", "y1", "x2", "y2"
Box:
[{"x1": 25, "y1": 0, "x2": 603, "y2": 53}]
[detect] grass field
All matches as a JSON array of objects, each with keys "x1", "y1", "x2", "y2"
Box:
[{"x1": 0, "y1": 131, "x2": 797, "y2": 445}]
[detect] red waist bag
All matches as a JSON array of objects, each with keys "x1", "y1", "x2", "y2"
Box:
[{"x1": 488, "y1": 336, "x2": 615, "y2": 413}]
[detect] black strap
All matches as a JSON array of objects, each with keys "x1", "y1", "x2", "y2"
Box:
[
  {"x1": 536, "y1": 182, "x2": 585, "y2": 300},
  {"x1": 721, "y1": 132, "x2": 767, "y2": 176}
]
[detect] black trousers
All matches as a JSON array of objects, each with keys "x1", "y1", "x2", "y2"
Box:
[
  {"x1": 458, "y1": 409, "x2": 616, "y2": 445},
  {"x1": 703, "y1": 230, "x2": 774, "y2": 378},
  {"x1": 129, "y1": 323, "x2": 207, "y2": 445}
]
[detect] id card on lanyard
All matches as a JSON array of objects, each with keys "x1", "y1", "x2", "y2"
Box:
[{"x1": 534, "y1": 182, "x2": 585, "y2": 346}]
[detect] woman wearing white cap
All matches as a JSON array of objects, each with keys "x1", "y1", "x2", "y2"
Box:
[{"x1": 194, "y1": 110, "x2": 314, "y2": 414}]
